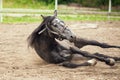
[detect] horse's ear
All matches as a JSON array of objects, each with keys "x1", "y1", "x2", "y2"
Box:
[
  {"x1": 54, "y1": 10, "x2": 57, "y2": 17},
  {"x1": 41, "y1": 15, "x2": 45, "y2": 19}
]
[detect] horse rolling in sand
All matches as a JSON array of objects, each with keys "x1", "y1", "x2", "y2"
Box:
[{"x1": 28, "y1": 10, "x2": 120, "y2": 68}]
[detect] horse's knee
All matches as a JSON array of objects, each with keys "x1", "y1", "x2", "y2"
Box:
[{"x1": 53, "y1": 57, "x2": 67, "y2": 64}]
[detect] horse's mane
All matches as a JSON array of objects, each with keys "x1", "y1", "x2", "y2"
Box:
[{"x1": 27, "y1": 16, "x2": 55, "y2": 48}]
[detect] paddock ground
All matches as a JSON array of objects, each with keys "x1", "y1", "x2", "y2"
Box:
[{"x1": 0, "y1": 21, "x2": 120, "y2": 80}]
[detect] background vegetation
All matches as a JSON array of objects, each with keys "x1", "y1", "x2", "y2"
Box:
[
  {"x1": 3, "y1": 0, "x2": 54, "y2": 9},
  {"x1": 2, "y1": 0, "x2": 120, "y2": 23},
  {"x1": 4, "y1": 0, "x2": 120, "y2": 10},
  {"x1": 58, "y1": 0, "x2": 120, "y2": 7}
]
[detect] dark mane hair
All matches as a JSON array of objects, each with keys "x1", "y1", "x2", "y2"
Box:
[{"x1": 27, "y1": 16, "x2": 55, "y2": 48}]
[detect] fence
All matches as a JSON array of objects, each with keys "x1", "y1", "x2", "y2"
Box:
[
  {"x1": 0, "y1": 0, "x2": 2, "y2": 22},
  {"x1": 0, "y1": 0, "x2": 119, "y2": 23},
  {"x1": 0, "y1": 0, "x2": 58, "y2": 22}
]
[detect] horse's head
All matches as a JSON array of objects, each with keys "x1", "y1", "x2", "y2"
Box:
[{"x1": 39, "y1": 10, "x2": 76, "y2": 42}]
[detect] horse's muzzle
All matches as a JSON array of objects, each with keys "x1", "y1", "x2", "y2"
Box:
[{"x1": 69, "y1": 35, "x2": 76, "y2": 42}]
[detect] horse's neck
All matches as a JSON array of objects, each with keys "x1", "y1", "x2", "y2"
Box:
[{"x1": 39, "y1": 32, "x2": 57, "y2": 49}]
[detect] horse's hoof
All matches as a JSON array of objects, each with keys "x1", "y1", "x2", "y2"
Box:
[
  {"x1": 105, "y1": 58, "x2": 115, "y2": 66},
  {"x1": 87, "y1": 59, "x2": 97, "y2": 66}
]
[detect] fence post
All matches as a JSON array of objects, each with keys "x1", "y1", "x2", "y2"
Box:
[
  {"x1": 0, "y1": 0, "x2": 3, "y2": 23},
  {"x1": 108, "y1": 0, "x2": 112, "y2": 14},
  {"x1": 108, "y1": 0, "x2": 112, "y2": 20},
  {"x1": 55, "y1": 0, "x2": 58, "y2": 10}
]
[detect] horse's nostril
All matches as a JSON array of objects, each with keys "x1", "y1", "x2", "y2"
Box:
[
  {"x1": 71, "y1": 35, "x2": 75, "y2": 39},
  {"x1": 70, "y1": 36, "x2": 73, "y2": 38},
  {"x1": 70, "y1": 35, "x2": 76, "y2": 42}
]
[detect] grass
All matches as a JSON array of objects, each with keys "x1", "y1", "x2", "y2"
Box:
[
  {"x1": 3, "y1": 16, "x2": 42, "y2": 23},
  {"x1": 3, "y1": 15, "x2": 120, "y2": 23},
  {"x1": 2, "y1": 0, "x2": 120, "y2": 23},
  {"x1": 59, "y1": 15, "x2": 120, "y2": 21},
  {"x1": 3, "y1": 0, "x2": 54, "y2": 9}
]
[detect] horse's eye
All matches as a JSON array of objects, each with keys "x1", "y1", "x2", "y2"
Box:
[{"x1": 54, "y1": 24, "x2": 57, "y2": 27}]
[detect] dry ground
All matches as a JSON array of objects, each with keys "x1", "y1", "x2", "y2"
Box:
[{"x1": 0, "y1": 21, "x2": 120, "y2": 80}]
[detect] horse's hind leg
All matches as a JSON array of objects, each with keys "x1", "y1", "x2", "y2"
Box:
[
  {"x1": 58, "y1": 59, "x2": 97, "y2": 68},
  {"x1": 94, "y1": 53, "x2": 120, "y2": 62},
  {"x1": 70, "y1": 47, "x2": 115, "y2": 66},
  {"x1": 73, "y1": 37, "x2": 120, "y2": 49}
]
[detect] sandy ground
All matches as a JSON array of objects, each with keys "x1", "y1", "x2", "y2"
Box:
[{"x1": 0, "y1": 21, "x2": 120, "y2": 80}]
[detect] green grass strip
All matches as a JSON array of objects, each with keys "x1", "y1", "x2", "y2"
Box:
[{"x1": 3, "y1": 15, "x2": 120, "y2": 23}]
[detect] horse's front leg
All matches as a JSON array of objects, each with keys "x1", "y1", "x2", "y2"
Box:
[
  {"x1": 58, "y1": 59, "x2": 97, "y2": 68},
  {"x1": 58, "y1": 49, "x2": 97, "y2": 68},
  {"x1": 94, "y1": 53, "x2": 120, "y2": 62},
  {"x1": 70, "y1": 47, "x2": 115, "y2": 66},
  {"x1": 73, "y1": 37, "x2": 120, "y2": 49}
]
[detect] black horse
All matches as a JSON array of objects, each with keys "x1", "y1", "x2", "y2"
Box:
[{"x1": 28, "y1": 10, "x2": 120, "y2": 68}]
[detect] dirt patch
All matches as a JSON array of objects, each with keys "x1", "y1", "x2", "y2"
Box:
[{"x1": 0, "y1": 21, "x2": 120, "y2": 80}]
